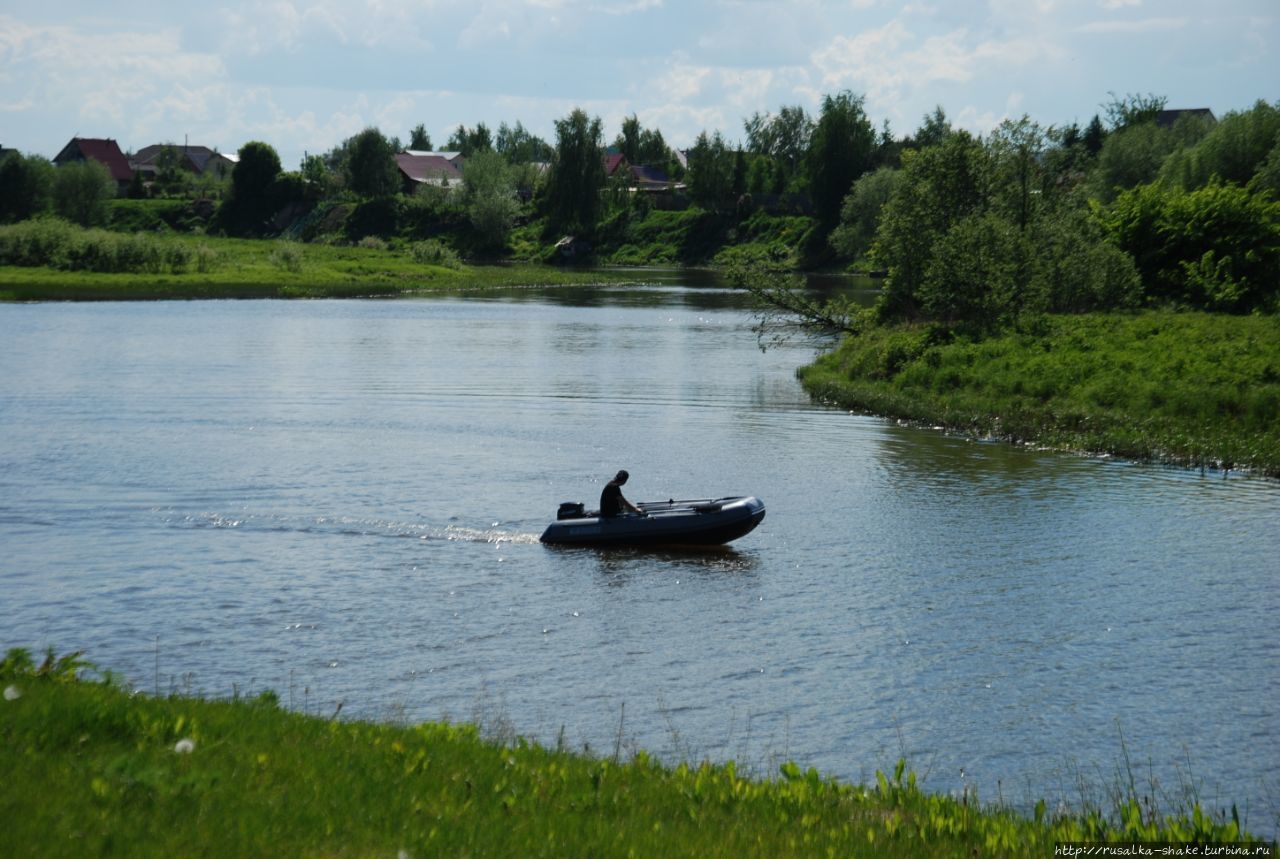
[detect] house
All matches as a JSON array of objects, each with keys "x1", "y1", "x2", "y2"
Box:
[
  {"x1": 604, "y1": 152, "x2": 628, "y2": 177},
  {"x1": 395, "y1": 152, "x2": 464, "y2": 191},
  {"x1": 628, "y1": 164, "x2": 674, "y2": 191},
  {"x1": 404, "y1": 150, "x2": 465, "y2": 169},
  {"x1": 52, "y1": 137, "x2": 133, "y2": 191},
  {"x1": 1155, "y1": 108, "x2": 1216, "y2": 129},
  {"x1": 131, "y1": 143, "x2": 237, "y2": 180}
]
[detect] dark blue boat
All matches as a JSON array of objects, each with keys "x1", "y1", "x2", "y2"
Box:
[{"x1": 539, "y1": 496, "x2": 765, "y2": 547}]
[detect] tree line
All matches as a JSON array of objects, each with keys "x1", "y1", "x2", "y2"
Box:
[{"x1": 2, "y1": 93, "x2": 1278, "y2": 315}]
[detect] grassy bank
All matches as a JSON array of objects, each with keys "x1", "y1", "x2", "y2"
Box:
[
  {"x1": 0, "y1": 222, "x2": 635, "y2": 301},
  {"x1": 1, "y1": 653, "x2": 1262, "y2": 858},
  {"x1": 799, "y1": 311, "x2": 1280, "y2": 477}
]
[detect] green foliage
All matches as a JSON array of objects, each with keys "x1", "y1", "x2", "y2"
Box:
[
  {"x1": 800, "y1": 312, "x2": 1280, "y2": 475},
  {"x1": 268, "y1": 241, "x2": 305, "y2": 273},
  {"x1": 410, "y1": 238, "x2": 461, "y2": 269},
  {"x1": 1103, "y1": 180, "x2": 1280, "y2": 312},
  {"x1": 1103, "y1": 92, "x2": 1168, "y2": 130},
  {"x1": 874, "y1": 131, "x2": 988, "y2": 319},
  {"x1": 343, "y1": 195, "x2": 400, "y2": 240},
  {"x1": 1088, "y1": 122, "x2": 1181, "y2": 203},
  {"x1": 546, "y1": 108, "x2": 606, "y2": 235},
  {"x1": 0, "y1": 151, "x2": 54, "y2": 223},
  {"x1": 830, "y1": 166, "x2": 899, "y2": 259},
  {"x1": 446, "y1": 122, "x2": 494, "y2": 157},
  {"x1": 496, "y1": 120, "x2": 553, "y2": 164},
  {"x1": 806, "y1": 90, "x2": 877, "y2": 228},
  {"x1": 461, "y1": 149, "x2": 520, "y2": 252},
  {"x1": 686, "y1": 130, "x2": 736, "y2": 213},
  {"x1": 221, "y1": 141, "x2": 283, "y2": 235},
  {"x1": 0, "y1": 661, "x2": 1263, "y2": 858},
  {"x1": 408, "y1": 122, "x2": 432, "y2": 151},
  {"x1": 344, "y1": 127, "x2": 400, "y2": 198},
  {"x1": 52, "y1": 159, "x2": 114, "y2": 227},
  {"x1": 0, "y1": 218, "x2": 217, "y2": 275},
  {"x1": 1160, "y1": 100, "x2": 1280, "y2": 190}
]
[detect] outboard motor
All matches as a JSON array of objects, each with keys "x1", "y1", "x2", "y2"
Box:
[{"x1": 557, "y1": 501, "x2": 586, "y2": 520}]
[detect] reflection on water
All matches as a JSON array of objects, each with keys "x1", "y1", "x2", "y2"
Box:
[{"x1": 1, "y1": 277, "x2": 1276, "y2": 834}]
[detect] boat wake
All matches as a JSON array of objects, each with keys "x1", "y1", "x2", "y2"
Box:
[{"x1": 165, "y1": 510, "x2": 542, "y2": 545}]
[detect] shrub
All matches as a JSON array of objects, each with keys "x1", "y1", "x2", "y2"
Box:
[
  {"x1": 410, "y1": 239, "x2": 461, "y2": 269},
  {"x1": 268, "y1": 241, "x2": 305, "y2": 273}
]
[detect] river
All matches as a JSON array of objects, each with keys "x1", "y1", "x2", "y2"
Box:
[{"x1": 2, "y1": 276, "x2": 1276, "y2": 833}]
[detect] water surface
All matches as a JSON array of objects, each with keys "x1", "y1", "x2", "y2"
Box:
[{"x1": 2, "y1": 281, "x2": 1276, "y2": 832}]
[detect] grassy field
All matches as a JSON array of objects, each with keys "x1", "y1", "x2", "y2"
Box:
[
  {"x1": 798, "y1": 311, "x2": 1280, "y2": 477},
  {"x1": 0, "y1": 652, "x2": 1263, "y2": 858},
  {"x1": 0, "y1": 224, "x2": 635, "y2": 301}
]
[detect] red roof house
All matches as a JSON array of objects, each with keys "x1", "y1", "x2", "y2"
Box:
[
  {"x1": 53, "y1": 137, "x2": 134, "y2": 189},
  {"x1": 395, "y1": 152, "x2": 464, "y2": 190}
]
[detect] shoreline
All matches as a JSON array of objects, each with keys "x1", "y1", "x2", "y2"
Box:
[{"x1": 1, "y1": 655, "x2": 1265, "y2": 856}]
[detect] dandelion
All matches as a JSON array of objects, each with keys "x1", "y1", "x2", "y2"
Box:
[
  {"x1": 174, "y1": 738, "x2": 196, "y2": 754},
  {"x1": 3, "y1": 685, "x2": 20, "y2": 701}
]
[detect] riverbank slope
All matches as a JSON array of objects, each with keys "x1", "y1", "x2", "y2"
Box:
[
  {"x1": 1, "y1": 654, "x2": 1258, "y2": 858},
  {"x1": 798, "y1": 312, "x2": 1280, "y2": 477}
]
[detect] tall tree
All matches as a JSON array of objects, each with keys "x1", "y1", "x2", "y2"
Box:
[
  {"x1": 546, "y1": 108, "x2": 605, "y2": 234},
  {"x1": 686, "y1": 130, "x2": 735, "y2": 213},
  {"x1": 496, "y1": 121, "x2": 553, "y2": 164},
  {"x1": 52, "y1": 159, "x2": 114, "y2": 227},
  {"x1": 446, "y1": 124, "x2": 493, "y2": 157},
  {"x1": 806, "y1": 90, "x2": 877, "y2": 228},
  {"x1": 913, "y1": 106, "x2": 952, "y2": 149},
  {"x1": 0, "y1": 151, "x2": 54, "y2": 222},
  {"x1": 345, "y1": 127, "x2": 400, "y2": 198},
  {"x1": 409, "y1": 123, "x2": 432, "y2": 151},
  {"x1": 462, "y1": 150, "x2": 519, "y2": 251}
]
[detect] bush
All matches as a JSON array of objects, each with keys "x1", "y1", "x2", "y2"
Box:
[
  {"x1": 410, "y1": 239, "x2": 461, "y2": 269},
  {"x1": 268, "y1": 242, "x2": 305, "y2": 273}
]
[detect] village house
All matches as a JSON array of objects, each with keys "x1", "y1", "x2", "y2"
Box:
[
  {"x1": 395, "y1": 151, "x2": 464, "y2": 192},
  {"x1": 52, "y1": 137, "x2": 133, "y2": 192},
  {"x1": 130, "y1": 143, "x2": 237, "y2": 181}
]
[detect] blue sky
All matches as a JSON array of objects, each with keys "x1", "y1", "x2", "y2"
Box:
[{"x1": 1, "y1": 0, "x2": 1275, "y2": 170}]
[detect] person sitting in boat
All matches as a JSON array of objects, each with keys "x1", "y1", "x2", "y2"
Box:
[{"x1": 600, "y1": 469, "x2": 644, "y2": 517}]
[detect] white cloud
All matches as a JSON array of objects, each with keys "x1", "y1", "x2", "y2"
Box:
[{"x1": 1074, "y1": 16, "x2": 1186, "y2": 34}]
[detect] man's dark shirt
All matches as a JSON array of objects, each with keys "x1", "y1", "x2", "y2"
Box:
[{"x1": 600, "y1": 481, "x2": 624, "y2": 517}]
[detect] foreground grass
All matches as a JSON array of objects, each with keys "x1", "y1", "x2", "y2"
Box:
[
  {"x1": 799, "y1": 312, "x2": 1280, "y2": 477},
  {"x1": 0, "y1": 231, "x2": 634, "y2": 301},
  {"x1": 1, "y1": 655, "x2": 1262, "y2": 858}
]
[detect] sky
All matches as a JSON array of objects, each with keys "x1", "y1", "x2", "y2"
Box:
[{"x1": 1, "y1": 0, "x2": 1275, "y2": 170}]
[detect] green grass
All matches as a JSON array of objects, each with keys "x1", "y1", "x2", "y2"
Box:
[
  {"x1": 799, "y1": 311, "x2": 1280, "y2": 476},
  {"x1": 0, "y1": 652, "x2": 1262, "y2": 858},
  {"x1": 0, "y1": 228, "x2": 635, "y2": 301}
]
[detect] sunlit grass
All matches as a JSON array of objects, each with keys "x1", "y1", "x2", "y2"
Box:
[
  {"x1": 0, "y1": 649, "x2": 1263, "y2": 858},
  {"x1": 799, "y1": 311, "x2": 1280, "y2": 477},
  {"x1": 0, "y1": 222, "x2": 636, "y2": 300}
]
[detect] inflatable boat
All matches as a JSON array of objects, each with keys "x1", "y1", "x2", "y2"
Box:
[{"x1": 539, "y1": 496, "x2": 765, "y2": 547}]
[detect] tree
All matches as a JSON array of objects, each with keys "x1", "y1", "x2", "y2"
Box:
[
  {"x1": 829, "y1": 166, "x2": 899, "y2": 259},
  {"x1": 1087, "y1": 122, "x2": 1178, "y2": 202},
  {"x1": 52, "y1": 159, "x2": 114, "y2": 226},
  {"x1": 345, "y1": 127, "x2": 400, "y2": 198},
  {"x1": 806, "y1": 90, "x2": 877, "y2": 228},
  {"x1": 222, "y1": 141, "x2": 283, "y2": 234},
  {"x1": 409, "y1": 123, "x2": 432, "y2": 151},
  {"x1": 462, "y1": 150, "x2": 519, "y2": 251},
  {"x1": 496, "y1": 121, "x2": 552, "y2": 164},
  {"x1": 744, "y1": 105, "x2": 813, "y2": 193},
  {"x1": 1103, "y1": 92, "x2": 1167, "y2": 130},
  {"x1": 988, "y1": 116, "x2": 1049, "y2": 231},
  {"x1": 913, "y1": 106, "x2": 952, "y2": 149},
  {"x1": 1101, "y1": 180, "x2": 1280, "y2": 313},
  {"x1": 873, "y1": 131, "x2": 988, "y2": 319},
  {"x1": 446, "y1": 124, "x2": 493, "y2": 157},
  {"x1": 0, "y1": 151, "x2": 54, "y2": 222},
  {"x1": 546, "y1": 108, "x2": 606, "y2": 234},
  {"x1": 686, "y1": 130, "x2": 735, "y2": 213},
  {"x1": 1159, "y1": 100, "x2": 1279, "y2": 190}
]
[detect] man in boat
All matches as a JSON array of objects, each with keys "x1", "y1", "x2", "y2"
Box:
[{"x1": 600, "y1": 469, "x2": 644, "y2": 517}]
